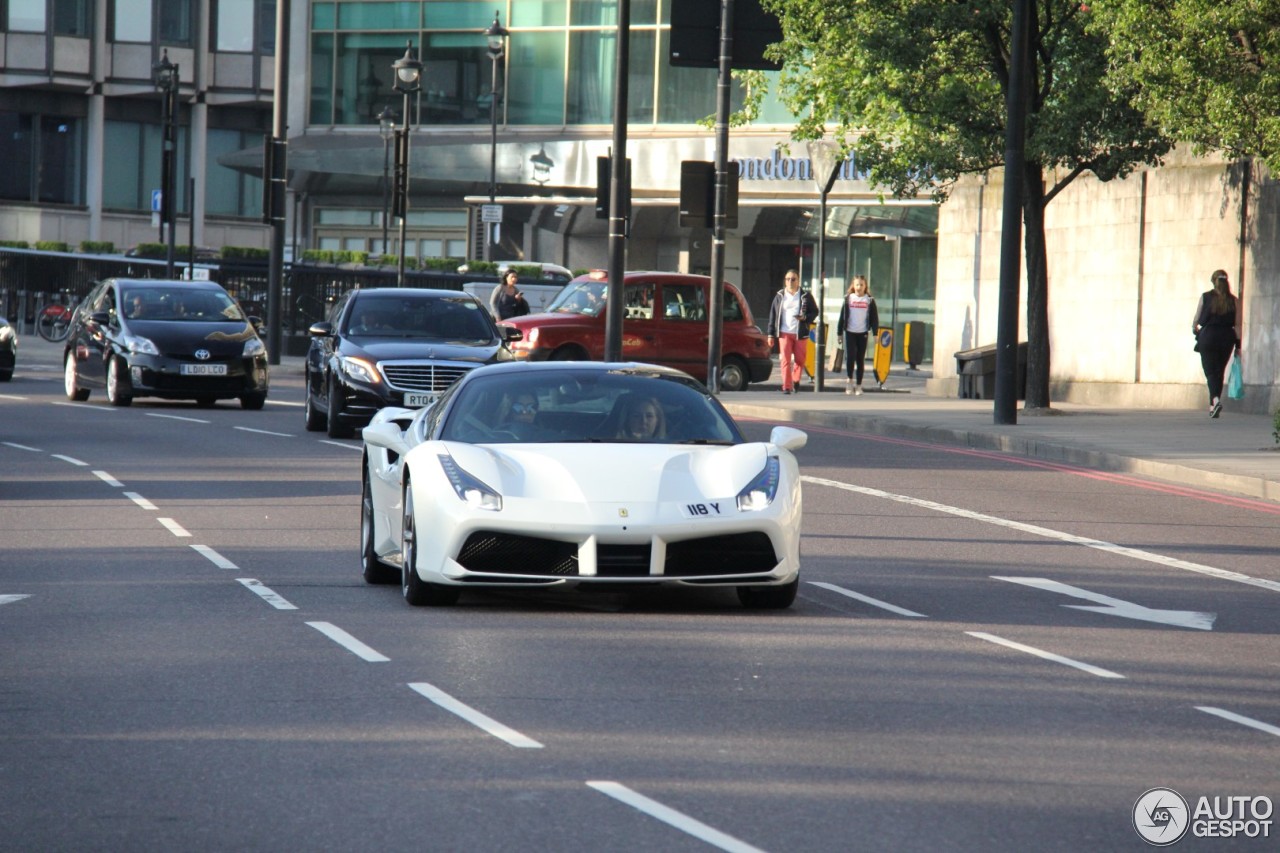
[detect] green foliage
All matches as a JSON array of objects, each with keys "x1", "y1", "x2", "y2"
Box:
[
  {"x1": 34, "y1": 241, "x2": 71, "y2": 252},
  {"x1": 222, "y1": 246, "x2": 269, "y2": 260},
  {"x1": 420, "y1": 256, "x2": 465, "y2": 271},
  {"x1": 1274, "y1": 408, "x2": 1280, "y2": 446},
  {"x1": 461, "y1": 260, "x2": 500, "y2": 274},
  {"x1": 507, "y1": 263, "x2": 545, "y2": 278},
  {"x1": 0, "y1": 240, "x2": 31, "y2": 249},
  {"x1": 79, "y1": 241, "x2": 115, "y2": 254},
  {"x1": 1092, "y1": 0, "x2": 1280, "y2": 171}
]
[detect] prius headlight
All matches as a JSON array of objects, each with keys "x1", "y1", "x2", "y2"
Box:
[
  {"x1": 339, "y1": 355, "x2": 380, "y2": 384},
  {"x1": 438, "y1": 453, "x2": 502, "y2": 511},
  {"x1": 242, "y1": 336, "x2": 266, "y2": 357},
  {"x1": 736, "y1": 456, "x2": 780, "y2": 512},
  {"x1": 124, "y1": 334, "x2": 159, "y2": 356}
]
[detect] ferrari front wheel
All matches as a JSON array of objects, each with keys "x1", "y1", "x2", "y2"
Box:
[
  {"x1": 400, "y1": 475, "x2": 460, "y2": 607},
  {"x1": 737, "y1": 578, "x2": 798, "y2": 610},
  {"x1": 361, "y1": 469, "x2": 399, "y2": 585}
]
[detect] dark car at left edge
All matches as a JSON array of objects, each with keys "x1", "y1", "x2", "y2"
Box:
[
  {"x1": 0, "y1": 315, "x2": 17, "y2": 381},
  {"x1": 62, "y1": 278, "x2": 270, "y2": 408},
  {"x1": 304, "y1": 286, "x2": 520, "y2": 438}
]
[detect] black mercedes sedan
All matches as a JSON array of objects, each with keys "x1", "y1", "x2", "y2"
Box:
[
  {"x1": 304, "y1": 287, "x2": 520, "y2": 438},
  {"x1": 62, "y1": 278, "x2": 269, "y2": 408},
  {"x1": 0, "y1": 315, "x2": 16, "y2": 381}
]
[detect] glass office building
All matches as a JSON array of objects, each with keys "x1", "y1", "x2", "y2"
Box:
[{"x1": 0, "y1": 0, "x2": 936, "y2": 357}]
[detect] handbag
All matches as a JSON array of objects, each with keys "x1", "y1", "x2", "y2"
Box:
[{"x1": 1226, "y1": 354, "x2": 1244, "y2": 399}]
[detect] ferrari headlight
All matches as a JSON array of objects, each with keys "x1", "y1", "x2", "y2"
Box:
[
  {"x1": 339, "y1": 355, "x2": 380, "y2": 384},
  {"x1": 438, "y1": 453, "x2": 502, "y2": 511},
  {"x1": 242, "y1": 336, "x2": 266, "y2": 358},
  {"x1": 736, "y1": 456, "x2": 780, "y2": 512},
  {"x1": 125, "y1": 334, "x2": 159, "y2": 356}
]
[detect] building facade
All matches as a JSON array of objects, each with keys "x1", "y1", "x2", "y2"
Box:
[{"x1": 0, "y1": 0, "x2": 939, "y2": 360}]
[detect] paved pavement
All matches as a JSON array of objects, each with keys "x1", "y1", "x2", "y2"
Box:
[{"x1": 16, "y1": 335, "x2": 1279, "y2": 504}]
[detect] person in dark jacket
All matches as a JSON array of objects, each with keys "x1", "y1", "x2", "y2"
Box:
[
  {"x1": 1192, "y1": 269, "x2": 1241, "y2": 419},
  {"x1": 489, "y1": 270, "x2": 530, "y2": 321},
  {"x1": 836, "y1": 274, "x2": 879, "y2": 396},
  {"x1": 765, "y1": 269, "x2": 819, "y2": 395}
]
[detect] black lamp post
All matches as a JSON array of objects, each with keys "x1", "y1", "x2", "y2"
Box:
[
  {"x1": 376, "y1": 106, "x2": 395, "y2": 257},
  {"x1": 391, "y1": 43, "x2": 422, "y2": 286},
  {"x1": 153, "y1": 49, "x2": 179, "y2": 279},
  {"x1": 806, "y1": 138, "x2": 842, "y2": 393},
  {"x1": 484, "y1": 11, "x2": 508, "y2": 262}
]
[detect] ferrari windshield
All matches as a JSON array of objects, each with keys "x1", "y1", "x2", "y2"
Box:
[
  {"x1": 543, "y1": 280, "x2": 608, "y2": 316},
  {"x1": 345, "y1": 293, "x2": 496, "y2": 342},
  {"x1": 440, "y1": 368, "x2": 743, "y2": 445}
]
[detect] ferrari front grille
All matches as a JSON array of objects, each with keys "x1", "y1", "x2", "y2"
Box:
[
  {"x1": 596, "y1": 544, "x2": 652, "y2": 577},
  {"x1": 664, "y1": 532, "x2": 778, "y2": 576},
  {"x1": 380, "y1": 362, "x2": 472, "y2": 393},
  {"x1": 457, "y1": 531, "x2": 578, "y2": 575}
]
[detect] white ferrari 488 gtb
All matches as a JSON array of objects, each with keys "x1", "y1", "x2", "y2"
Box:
[{"x1": 360, "y1": 361, "x2": 806, "y2": 608}]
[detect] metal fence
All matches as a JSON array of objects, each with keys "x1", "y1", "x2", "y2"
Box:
[{"x1": 0, "y1": 248, "x2": 488, "y2": 353}]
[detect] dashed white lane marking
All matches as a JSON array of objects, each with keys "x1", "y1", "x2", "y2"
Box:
[
  {"x1": 407, "y1": 682, "x2": 544, "y2": 749},
  {"x1": 52, "y1": 402, "x2": 117, "y2": 411},
  {"x1": 191, "y1": 544, "x2": 238, "y2": 569},
  {"x1": 2, "y1": 442, "x2": 41, "y2": 451},
  {"x1": 306, "y1": 621, "x2": 389, "y2": 662},
  {"x1": 0, "y1": 394, "x2": 28, "y2": 401},
  {"x1": 51, "y1": 454, "x2": 88, "y2": 466},
  {"x1": 158, "y1": 517, "x2": 191, "y2": 537},
  {"x1": 966, "y1": 631, "x2": 1125, "y2": 679},
  {"x1": 124, "y1": 492, "x2": 157, "y2": 510},
  {"x1": 147, "y1": 413, "x2": 210, "y2": 424},
  {"x1": 319, "y1": 439, "x2": 362, "y2": 450},
  {"x1": 237, "y1": 579, "x2": 297, "y2": 610},
  {"x1": 234, "y1": 426, "x2": 294, "y2": 437},
  {"x1": 0, "y1": 594, "x2": 32, "y2": 606},
  {"x1": 803, "y1": 475, "x2": 1280, "y2": 594},
  {"x1": 267, "y1": 400, "x2": 303, "y2": 408},
  {"x1": 807, "y1": 581, "x2": 928, "y2": 617},
  {"x1": 1196, "y1": 706, "x2": 1280, "y2": 738},
  {"x1": 93, "y1": 470, "x2": 123, "y2": 487},
  {"x1": 587, "y1": 781, "x2": 767, "y2": 853}
]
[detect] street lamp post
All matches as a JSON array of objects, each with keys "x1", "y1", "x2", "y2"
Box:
[
  {"x1": 484, "y1": 11, "x2": 508, "y2": 262},
  {"x1": 391, "y1": 43, "x2": 422, "y2": 287},
  {"x1": 153, "y1": 50, "x2": 179, "y2": 279},
  {"x1": 806, "y1": 139, "x2": 842, "y2": 393},
  {"x1": 376, "y1": 106, "x2": 395, "y2": 257}
]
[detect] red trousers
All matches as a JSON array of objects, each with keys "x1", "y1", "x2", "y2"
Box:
[{"x1": 778, "y1": 332, "x2": 806, "y2": 391}]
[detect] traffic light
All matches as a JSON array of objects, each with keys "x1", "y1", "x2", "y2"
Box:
[
  {"x1": 670, "y1": 0, "x2": 783, "y2": 71},
  {"x1": 595, "y1": 155, "x2": 631, "y2": 220},
  {"x1": 679, "y1": 161, "x2": 739, "y2": 229}
]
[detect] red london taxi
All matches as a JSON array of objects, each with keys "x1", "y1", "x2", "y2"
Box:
[{"x1": 498, "y1": 271, "x2": 773, "y2": 391}]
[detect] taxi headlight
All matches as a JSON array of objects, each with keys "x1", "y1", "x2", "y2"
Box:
[
  {"x1": 736, "y1": 457, "x2": 780, "y2": 512},
  {"x1": 339, "y1": 355, "x2": 379, "y2": 384},
  {"x1": 438, "y1": 453, "x2": 502, "y2": 511}
]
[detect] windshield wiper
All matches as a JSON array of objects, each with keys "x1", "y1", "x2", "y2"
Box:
[{"x1": 675, "y1": 439, "x2": 735, "y2": 445}]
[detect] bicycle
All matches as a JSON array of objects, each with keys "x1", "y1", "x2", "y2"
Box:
[{"x1": 36, "y1": 300, "x2": 75, "y2": 342}]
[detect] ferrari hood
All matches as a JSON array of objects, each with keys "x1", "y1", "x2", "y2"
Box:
[{"x1": 444, "y1": 442, "x2": 769, "y2": 503}]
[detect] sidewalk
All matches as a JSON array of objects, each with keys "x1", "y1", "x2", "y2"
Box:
[
  {"x1": 724, "y1": 366, "x2": 1280, "y2": 505},
  {"x1": 17, "y1": 335, "x2": 1279, "y2": 504}
]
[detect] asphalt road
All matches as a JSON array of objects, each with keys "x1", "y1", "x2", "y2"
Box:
[{"x1": 2, "y1": 355, "x2": 1277, "y2": 851}]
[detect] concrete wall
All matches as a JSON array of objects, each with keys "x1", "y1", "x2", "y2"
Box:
[{"x1": 933, "y1": 148, "x2": 1278, "y2": 415}]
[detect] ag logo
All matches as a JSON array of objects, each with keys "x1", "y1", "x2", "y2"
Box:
[{"x1": 1134, "y1": 787, "x2": 1189, "y2": 846}]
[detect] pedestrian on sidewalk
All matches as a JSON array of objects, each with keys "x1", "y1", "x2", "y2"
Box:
[
  {"x1": 1191, "y1": 269, "x2": 1241, "y2": 419},
  {"x1": 766, "y1": 269, "x2": 819, "y2": 395},
  {"x1": 489, "y1": 270, "x2": 530, "y2": 321},
  {"x1": 837, "y1": 274, "x2": 878, "y2": 396}
]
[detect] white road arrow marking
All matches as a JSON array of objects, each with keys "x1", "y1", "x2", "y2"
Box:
[
  {"x1": 0, "y1": 594, "x2": 32, "y2": 606},
  {"x1": 993, "y1": 576, "x2": 1216, "y2": 631}
]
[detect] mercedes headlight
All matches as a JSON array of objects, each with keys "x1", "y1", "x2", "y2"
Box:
[
  {"x1": 438, "y1": 453, "x2": 502, "y2": 511},
  {"x1": 339, "y1": 355, "x2": 379, "y2": 384},
  {"x1": 736, "y1": 456, "x2": 780, "y2": 512}
]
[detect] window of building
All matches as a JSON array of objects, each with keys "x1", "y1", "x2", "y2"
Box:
[
  {"x1": 102, "y1": 119, "x2": 186, "y2": 213},
  {"x1": 258, "y1": 0, "x2": 276, "y2": 53},
  {"x1": 54, "y1": 0, "x2": 92, "y2": 36},
  {"x1": 159, "y1": 0, "x2": 193, "y2": 45},
  {"x1": 113, "y1": 0, "x2": 150, "y2": 41},
  {"x1": 206, "y1": 128, "x2": 264, "y2": 217},
  {"x1": 217, "y1": 0, "x2": 256, "y2": 51},
  {"x1": 337, "y1": 1, "x2": 418, "y2": 30},
  {"x1": 0, "y1": 112, "x2": 83, "y2": 205},
  {"x1": 8, "y1": 0, "x2": 46, "y2": 31},
  {"x1": 510, "y1": 0, "x2": 565, "y2": 27},
  {"x1": 567, "y1": 29, "x2": 655, "y2": 125}
]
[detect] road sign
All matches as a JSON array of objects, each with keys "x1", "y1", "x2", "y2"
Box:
[
  {"x1": 151, "y1": 189, "x2": 162, "y2": 212},
  {"x1": 481, "y1": 204, "x2": 503, "y2": 223}
]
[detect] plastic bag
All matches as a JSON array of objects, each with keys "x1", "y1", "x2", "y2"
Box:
[{"x1": 1227, "y1": 354, "x2": 1244, "y2": 399}]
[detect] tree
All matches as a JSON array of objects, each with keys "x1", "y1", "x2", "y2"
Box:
[
  {"x1": 757, "y1": 0, "x2": 1171, "y2": 408},
  {"x1": 1093, "y1": 0, "x2": 1280, "y2": 171}
]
